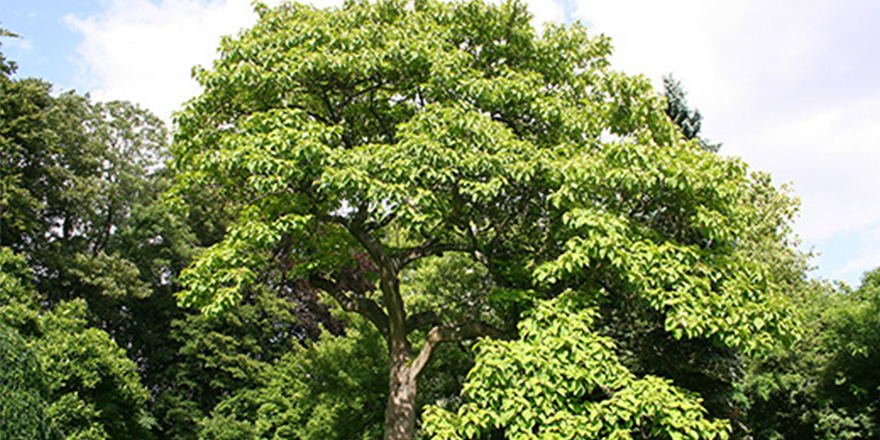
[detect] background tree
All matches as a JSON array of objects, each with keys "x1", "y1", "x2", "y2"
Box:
[
  {"x1": 171, "y1": 1, "x2": 801, "y2": 439},
  {"x1": 152, "y1": 286, "x2": 344, "y2": 440},
  {"x1": 663, "y1": 75, "x2": 721, "y2": 153},
  {"x1": 1, "y1": 248, "x2": 153, "y2": 440},
  {"x1": 1, "y1": 33, "x2": 178, "y2": 439},
  {"x1": 197, "y1": 313, "x2": 388, "y2": 440},
  {"x1": 745, "y1": 269, "x2": 880, "y2": 439}
]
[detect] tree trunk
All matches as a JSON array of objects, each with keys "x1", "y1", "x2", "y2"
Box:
[{"x1": 384, "y1": 338, "x2": 417, "y2": 440}]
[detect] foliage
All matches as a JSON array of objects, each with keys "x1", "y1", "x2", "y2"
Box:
[
  {"x1": 744, "y1": 270, "x2": 880, "y2": 439},
  {"x1": 152, "y1": 286, "x2": 342, "y2": 440},
  {"x1": 662, "y1": 75, "x2": 720, "y2": 153},
  {"x1": 198, "y1": 313, "x2": 388, "y2": 440},
  {"x1": 424, "y1": 293, "x2": 731, "y2": 440},
  {"x1": 0, "y1": 321, "x2": 52, "y2": 440},
  {"x1": 1, "y1": 248, "x2": 154, "y2": 440},
  {"x1": 0, "y1": 248, "x2": 53, "y2": 440},
  {"x1": 821, "y1": 270, "x2": 880, "y2": 434}
]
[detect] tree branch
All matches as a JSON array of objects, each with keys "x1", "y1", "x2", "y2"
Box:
[
  {"x1": 405, "y1": 310, "x2": 442, "y2": 333},
  {"x1": 410, "y1": 320, "x2": 516, "y2": 379},
  {"x1": 309, "y1": 274, "x2": 390, "y2": 338},
  {"x1": 393, "y1": 240, "x2": 472, "y2": 269},
  {"x1": 363, "y1": 211, "x2": 397, "y2": 233}
]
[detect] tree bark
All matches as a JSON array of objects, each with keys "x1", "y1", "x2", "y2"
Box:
[{"x1": 384, "y1": 338, "x2": 417, "y2": 440}]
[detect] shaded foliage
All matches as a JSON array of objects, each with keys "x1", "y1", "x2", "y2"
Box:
[{"x1": 745, "y1": 270, "x2": 880, "y2": 439}]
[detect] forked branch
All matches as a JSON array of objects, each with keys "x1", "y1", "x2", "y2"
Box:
[{"x1": 410, "y1": 320, "x2": 516, "y2": 379}]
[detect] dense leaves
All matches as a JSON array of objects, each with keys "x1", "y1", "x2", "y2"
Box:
[
  {"x1": 0, "y1": 248, "x2": 153, "y2": 440},
  {"x1": 2, "y1": 6, "x2": 873, "y2": 440},
  {"x1": 745, "y1": 272, "x2": 880, "y2": 439},
  {"x1": 424, "y1": 293, "x2": 730, "y2": 440},
  {"x1": 170, "y1": 1, "x2": 803, "y2": 439},
  {"x1": 198, "y1": 314, "x2": 387, "y2": 440}
]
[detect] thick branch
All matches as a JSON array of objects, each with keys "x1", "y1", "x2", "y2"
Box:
[
  {"x1": 405, "y1": 310, "x2": 441, "y2": 333},
  {"x1": 347, "y1": 215, "x2": 409, "y2": 353},
  {"x1": 363, "y1": 211, "x2": 397, "y2": 233},
  {"x1": 394, "y1": 240, "x2": 472, "y2": 269},
  {"x1": 410, "y1": 320, "x2": 516, "y2": 379},
  {"x1": 309, "y1": 274, "x2": 390, "y2": 338}
]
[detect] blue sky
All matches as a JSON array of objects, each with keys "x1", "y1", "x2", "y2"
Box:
[{"x1": 3, "y1": 0, "x2": 879, "y2": 287}]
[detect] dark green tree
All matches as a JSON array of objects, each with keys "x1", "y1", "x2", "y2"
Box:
[
  {"x1": 663, "y1": 75, "x2": 721, "y2": 152},
  {"x1": 1, "y1": 33, "x2": 182, "y2": 439},
  {"x1": 1, "y1": 247, "x2": 154, "y2": 440},
  {"x1": 745, "y1": 269, "x2": 880, "y2": 439},
  {"x1": 197, "y1": 313, "x2": 388, "y2": 440},
  {"x1": 152, "y1": 285, "x2": 344, "y2": 440}
]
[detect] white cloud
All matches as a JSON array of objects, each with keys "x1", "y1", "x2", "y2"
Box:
[
  {"x1": 571, "y1": 0, "x2": 880, "y2": 284},
  {"x1": 65, "y1": 0, "x2": 343, "y2": 122}
]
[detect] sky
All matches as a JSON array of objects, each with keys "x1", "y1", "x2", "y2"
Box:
[{"x1": 2, "y1": 0, "x2": 879, "y2": 287}]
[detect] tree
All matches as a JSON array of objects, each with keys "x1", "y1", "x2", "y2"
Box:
[
  {"x1": 152, "y1": 286, "x2": 344, "y2": 440},
  {"x1": 0, "y1": 247, "x2": 154, "y2": 440},
  {"x1": 1, "y1": 34, "x2": 188, "y2": 439},
  {"x1": 171, "y1": 1, "x2": 800, "y2": 439},
  {"x1": 197, "y1": 313, "x2": 388, "y2": 440},
  {"x1": 663, "y1": 75, "x2": 721, "y2": 152},
  {"x1": 745, "y1": 269, "x2": 880, "y2": 439},
  {"x1": 821, "y1": 269, "x2": 880, "y2": 436}
]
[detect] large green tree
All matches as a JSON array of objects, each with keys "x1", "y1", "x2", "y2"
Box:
[
  {"x1": 1, "y1": 33, "x2": 188, "y2": 439},
  {"x1": 745, "y1": 269, "x2": 880, "y2": 439},
  {"x1": 1, "y1": 248, "x2": 153, "y2": 440},
  {"x1": 171, "y1": 1, "x2": 800, "y2": 439}
]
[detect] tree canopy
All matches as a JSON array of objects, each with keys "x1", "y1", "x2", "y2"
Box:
[
  {"x1": 6, "y1": 5, "x2": 876, "y2": 439},
  {"x1": 170, "y1": 1, "x2": 801, "y2": 439}
]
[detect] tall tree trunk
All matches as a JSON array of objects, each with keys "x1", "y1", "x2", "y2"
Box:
[
  {"x1": 384, "y1": 338, "x2": 417, "y2": 440},
  {"x1": 374, "y1": 254, "x2": 418, "y2": 440}
]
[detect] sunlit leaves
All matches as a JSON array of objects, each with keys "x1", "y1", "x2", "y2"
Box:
[
  {"x1": 177, "y1": 209, "x2": 313, "y2": 315},
  {"x1": 424, "y1": 294, "x2": 730, "y2": 440},
  {"x1": 169, "y1": 1, "x2": 806, "y2": 438}
]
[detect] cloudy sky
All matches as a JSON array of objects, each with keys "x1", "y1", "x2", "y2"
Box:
[{"x1": 3, "y1": 0, "x2": 879, "y2": 286}]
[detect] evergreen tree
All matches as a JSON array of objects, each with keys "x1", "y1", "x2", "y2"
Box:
[{"x1": 663, "y1": 75, "x2": 721, "y2": 152}]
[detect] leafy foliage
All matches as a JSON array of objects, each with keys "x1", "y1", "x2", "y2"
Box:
[
  {"x1": 0, "y1": 248, "x2": 53, "y2": 440},
  {"x1": 424, "y1": 293, "x2": 730, "y2": 440},
  {"x1": 152, "y1": 286, "x2": 343, "y2": 440},
  {"x1": 0, "y1": 248, "x2": 153, "y2": 440},
  {"x1": 198, "y1": 314, "x2": 387, "y2": 440},
  {"x1": 170, "y1": 1, "x2": 803, "y2": 438},
  {"x1": 745, "y1": 271, "x2": 880, "y2": 439}
]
